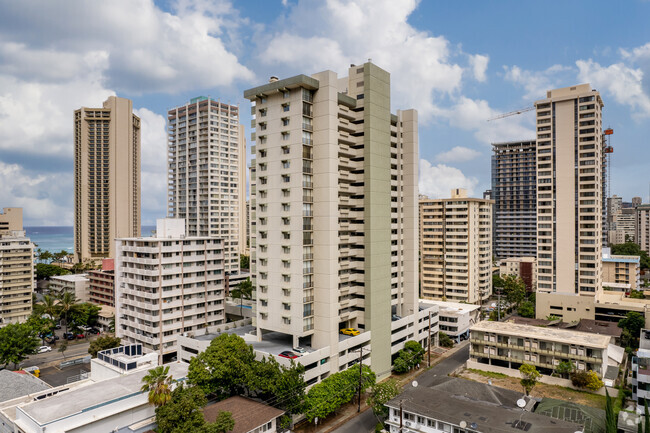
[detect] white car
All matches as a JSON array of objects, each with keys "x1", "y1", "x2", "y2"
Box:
[
  {"x1": 38, "y1": 346, "x2": 52, "y2": 353},
  {"x1": 292, "y1": 347, "x2": 306, "y2": 354}
]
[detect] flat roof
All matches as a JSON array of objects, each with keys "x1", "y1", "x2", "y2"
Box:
[
  {"x1": 0, "y1": 370, "x2": 51, "y2": 403},
  {"x1": 243, "y1": 74, "x2": 319, "y2": 100},
  {"x1": 603, "y1": 255, "x2": 640, "y2": 264},
  {"x1": 51, "y1": 274, "x2": 88, "y2": 282},
  {"x1": 420, "y1": 299, "x2": 481, "y2": 314},
  {"x1": 387, "y1": 386, "x2": 578, "y2": 433},
  {"x1": 471, "y1": 321, "x2": 611, "y2": 348},
  {"x1": 18, "y1": 362, "x2": 188, "y2": 426}
]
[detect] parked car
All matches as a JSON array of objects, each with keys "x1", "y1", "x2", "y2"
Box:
[
  {"x1": 340, "y1": 328, "x2": 360, "y2": 336},
  {"x1": 89, "y1": 328, "x2": 100, "y2": 334},
  {"x1": 38, "y1": 346, "x2": 51, "y2": 353},
  {"x1": 55, "y1": 324, "x2": 61, "y2": 329},
  {"x1": 65, "y1": 334, "x2": 76, "y2": 340},
  {"x1": 75, "y1": 333, "x2": 85, "y2": 339},
  {"x1": 45, "y1": 337, "x2": 56, "y2": 344},
  {"x1": 278, "y1": 351, "x2": 299, "y2": 359},
  {"x1": 292, "y1": 347, "x2": 306, "y2": 354}
]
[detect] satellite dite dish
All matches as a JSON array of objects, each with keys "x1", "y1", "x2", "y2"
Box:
[
  {"x1": 412, "y1": 380, "x2": 418, "y2": 388},
  {"x1": 459, "y1": 421, "x2": 467, "y2": 428},
  {"x1": 516, "y1": 399, "x2": 526, "y2": 408}
]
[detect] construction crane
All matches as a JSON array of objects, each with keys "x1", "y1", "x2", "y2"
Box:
[{"x1": 487, "y1": 106, "x2": 535, "y2": 121}]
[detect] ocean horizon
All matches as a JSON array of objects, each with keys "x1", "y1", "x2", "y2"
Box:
[{"x1": 25, "y1": 225, "x2": 157, "y2": 253}]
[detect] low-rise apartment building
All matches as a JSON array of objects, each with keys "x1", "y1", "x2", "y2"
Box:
[
  {"x1": 420, "y1": 300, "x2": 480, "y2": 342},
  {"x1": 469, "y1": 321, "x2": 612, "y2": 378},
  {"x1": 632, "y1": 329, "x2": 650, "y2": 412},
  {"x1": 0, "y1": 208, "x2": 33, "y2": 325},
  {"x1": 499, "y1": 257, "x2": 536, "y2": 292},
  {"x1": 115, "y1": 218, "x2": 226, "y2": 362},
  {"x1": 88, "y1": 258, "x2": 115, "y2": 306},
  {"x1": 49, "y1": 274, "x2": 90, "y2": 302},
  {"x1": 179, "y1": 303, "x2": 439, "y2": 387},
  {"x1": 602, "y1": 248, "x2": 641, "y2": 293}
]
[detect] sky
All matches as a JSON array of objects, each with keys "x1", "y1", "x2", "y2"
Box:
[{"x1": 1, "y1": 0, "x2": 650, "y2": 226}]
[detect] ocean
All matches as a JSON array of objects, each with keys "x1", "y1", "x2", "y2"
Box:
[{"x1": 25, "y1": 225, "x2": 156, "y2": 253}]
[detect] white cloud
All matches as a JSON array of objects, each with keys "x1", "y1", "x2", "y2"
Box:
[
  {"x1": 135, "y1": 108, "x2": 168, "y2": 224},
  {"x1": 435, "y1": 146, "x2": 481, "y2": 163},
  {"x1": 258, "y1": 0, "x2": 489, "y2": 121},
  {"x1": 419, "y1": 159, "x2": 478, "y2": 199},
  {"x1": 503, "y1": 64, "x2": 573, "y2": 100},
  {"x1": 469, "y1": 54, "x2": 489, "y2": 82},
  {"x1": 577, "y1": 59, "x2": 650, "y2": 117}
]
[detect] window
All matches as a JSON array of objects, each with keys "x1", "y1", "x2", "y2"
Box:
[
  {"x1": 282, "y1": 203, "x2": 290, "y2": 211},
  {"x1": 259, "y1": 108, "x2": 267, "y2": 117},
  {"x1": 282, "y1": 175, "x2": 291, "y2": 183},
  {"x1": 282, "y1": 91, "x2": 290, "y2": 99},
  {"x1": 282, "y1": 103, "x2": 290, "y2": 112},
  {"x1": 282, "y1": 132, "x2": 290, "y2": 141},
  {"x1": 282, "y1": 146, "x2": 290, "y2": 154},
  {"x1": 282, "y1": 160, "x2": 290, "y2": 169},
  {"x1": 282, "y1": 217, "x2": 290, "y2": 225},
  {"x1": 282, "y1": 117, "x2": 290, "y2": 126},
  {"x1": 356, "y1": 93, "x2": 364, "y2": 100}
]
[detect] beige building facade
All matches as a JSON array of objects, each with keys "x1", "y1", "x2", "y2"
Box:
[
  {"x1": 115, "y1": 219, "x2": 226, "y2": 361},
  {"x1": 244, "y1": 62, "x2": 419, "y2": 378},
  {"x1": 535, "y1": 84, "x2": 604, "y2": 297},
  {"x1": 637, "y1": 204, "x2": 650, "y2": 255},
  {"x1": 74, "y1": 96, "x2": 141, "y2": 263},
  {"x1": 499, "y1": 257, "x2": 537, "y2": 292},
  {"x1": 602, "y1": 250, "x2": 640, "y2": 292},
  {"x1": 420, "y1": 189, "x2": 493, "y2": 303},
  {"x1": 167, "y1": 97, "x2": 244, "y2": 276},
  {"x1": 0, "y1": 208, "x2": 34, "y2": 325}
]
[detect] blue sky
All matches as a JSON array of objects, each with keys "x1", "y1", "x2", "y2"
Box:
[{"x1": 1, "y1": 0, "x2": 650, "y2": 225}]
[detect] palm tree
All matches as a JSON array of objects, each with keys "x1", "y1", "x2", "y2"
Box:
[
  {"x1": 34, "y1": 294, "x2": 59, "y2": 321},
  {"x1": 57, "y1": 291, "x2": 78, "y2": 334},
  {"x1": 140, "y1": 366, "x2": 174, "y2": 407},
  {"x1": 230, "y1": 278, "x2": 253, "y2": 318}
]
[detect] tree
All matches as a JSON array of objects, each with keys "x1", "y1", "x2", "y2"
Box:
[
  {"x1": 502, "y1": 275, "x2": 526, "y2": 306},
  {"x1": 209, "y1": 411, "x2": 235, "y2": 433},
  {"x1": 155, "y1": 384, "x2": 207, "y2": 433},
  {"x1": 555, "y1": 361, "x2": 573, "y2": 379},
  {"x1": 0, "y1": 323, "x2": 40, "y2": 369},
  {"x1": 493, "y1": 274, "x2": 504, "y2": 289},
  {"x1": 33, "y1": 294, "x2": 59, "y2": 321},
  {"x1": 546, "y1": 314, "x2": 561, "y2": 322},
  {"x1": 439, "y1": 332, "x2": 454, "y2": 348},
  {"x1": 605, "y1": 388, "x2": 616, "y2": 433},
  {"x1": 141, "y1": 365, "x2": 175, "y2": 407},
  {"x1": 367, "y1": 379, "x2": 400, "y2": 419},
  {"x1": 630, "y1": 290, "x2": 646, "y2": 299},
  {"x1": 240, "y1": 254, "x2": 250, "y2": 270},
  {"x1": 58, "y1": 340, "x2": 68, "y2": 359},
  {"x1": 230, "y1": 278, "x2": 252, "y2": 318},
  {"x1": 57, "y1": 291, "x2": 78, "y2": 334},
  {"x1": 393, "y1": 341, "x2": 425, "y2": 373},
  {"x1": 518, "y1": 301, "x2": 535, "y2": 318},
  {"x1": 519, "y1": 364, "x2": 540, "y2": 396},
  {"x1": 570, "y1": 370, "x2": 603, "y2": 390},
  {"x1": 619, "y1": 311, "x2": 646, "y2": 349},
  {"x1": 88, "y1": 336, "x2": 121, "y2": 358},
  {"x1": 40, "y1": 250, "x2": 53, "y2": 264},
  {"x1": 35, "y1": 263, "x2": 70, "y2": 280},
  {"x1": 68, "y1": 302, "x2": 101, "y2": 330},
  {"x1": 612, "y1": 242, "x2": 650, "y2": 269},
  {"x1": 188, "y1": 333, "x2": 256, "y2": 398}
]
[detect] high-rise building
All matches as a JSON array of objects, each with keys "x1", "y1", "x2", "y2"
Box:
[
  {"x1": 608, "y1": 195, "x2": 623, "y2": 217},
  {"x1": 167, "y1": 97, "x2": 244, "y2": 276},
  {"x1": 0, "y1": 208, "x2": 33, "y2": 325},
  {"x1": 244, "y1": 62, "x2": 419, "y2": 377},
  {"x1": 637, "y1": 204, "x2": 650, "y2": 254},
  {"x1": 534, "y1": 84, "x2": 604, "y2": 296},
  {"x1": 491, "y1": 140, "x2": 537, "y2": 259},
  {"x1": 74, "y1": 96, "x2": 140, "y2": 263},
  {"x1": 633, "y1": 197, "x2": 643, "y2": 206},
  {"x1": 420, "y1": 189, "x2": 493, "y2": 303},
  {"x1": 115, "y1": 219, "x2": 226, "y2": 361},
  {"x1": 608, "y1": 208, "x2": 636, "y2": 245}
]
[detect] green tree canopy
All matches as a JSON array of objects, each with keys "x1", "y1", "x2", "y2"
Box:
[
  {"x1": 611, "y1": 242, "x2": 650, "y2": 269},
  {"x1": 240, "y1": 254, "x2": 250, "y2": 270},
  {"x1": 57, "y1": 291, "x2": 78, "y2": 334},
  {"x1": 141, "y1": 365, "x2": 175, "y2": 407},
  {"x1": 493, "y1": 274, "x2": 504, "y2": 289},
  {"x1": 230, "y1": 278, "x2": 253, "y2": 318},
  {"x1": 207, "y1": 411, "x2": 235, "y2": 433},
  {"x1": 619, "y1": 311, "x2": 645, "y2": 349},
  {"x1": 367, "y1": 379, "x2": 400, "y2": 419},
  {"x1": 555, "y1": 361, "x2": 573, "y2": 378},
  {"x1": 518, "y1": 301, "x2": 535, "y2": 318},
  {"x1": 35, "y1": 263, "x2": 70, "y2": 280},
  {"x1": 0, "y1": 322, "x2": 40, "y2": 369},
  {"x1": 88, "y1": 336, "x2": 121, "y2": 358},
  {"x1": 68, "y1": 302, "x2": 101, "y2": 330},
  {"x1": 393, "y1": 340, "x2": 425, "y2": 373},
  {"x1": 155, "y1": 384, "x2": 207, "y2": 433},
  {"x1": 519, "y1": 364, "x2": 541, "y2": 396},
  {"x1": 439, "y1": 332, "x2": 454, "y2": 348},
  {"x1": 502, "y1": 275, "x2": 526, "y2": 306}
]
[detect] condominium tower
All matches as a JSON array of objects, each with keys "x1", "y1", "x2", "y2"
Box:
[
  {"x1": 637, "y1": 204, "x2": 650, "y2": 254},
  {"x1": 420, "y1": 189, "x2": 493, "y2": 303},
  {"x1": 167, "y1": 97, "x2": 244, "y2": 275},
  {"x1": 244, "y1": 62, "x2": 418, "y2": 377},
  {"x1": 535, "y1": 84, "x2": 604, "y2": 295},
  {"x1": 115, "y1": 219, "x2": 225, "y2": 362},
  {"x1": 74, "y1": 96, "x2": 140, "y2": 263},
  {"x1": 0, "y1": 208, "x2": 33, "y2": 325},
  {"x1": 491, "y1": 140, "x2": 537, "y2": 259}
]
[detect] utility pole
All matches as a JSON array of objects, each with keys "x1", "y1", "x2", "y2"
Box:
[
  {"x1": 428, "y1": 311, "x2": 431, "y2": 367},
  {"x1": 357, "y1": 347, "x2": 364, "y2": 412},
  {"x1": 399, "y1": 400, "x2": 403, "y2": 433},
  {"x1": 497, "y1": 288, "x2": 501, "y2": 321}
]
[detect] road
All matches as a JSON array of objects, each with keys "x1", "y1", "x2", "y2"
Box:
[{"x1": 330, "y1": 343, "x2": 470, "y2": 433}]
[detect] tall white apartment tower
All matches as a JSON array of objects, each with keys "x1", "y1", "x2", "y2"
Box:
[
  {"x1": 244, "y1": 62, "x2": 418, "y2": 377},
  {"x1": 167, "y1": 97, "x2": 244, "y2": 276},
  {"x1": 535, "y1": 84, "x2": 604, "y2": 296}
]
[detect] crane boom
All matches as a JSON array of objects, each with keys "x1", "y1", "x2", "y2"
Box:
[{"x1": 487, "y1": 106, "x2": 535, "y2": 121}]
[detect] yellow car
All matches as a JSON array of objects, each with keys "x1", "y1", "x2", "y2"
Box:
[{"x1": 340, "y1": 328, "x2": 360, "y2": 336}]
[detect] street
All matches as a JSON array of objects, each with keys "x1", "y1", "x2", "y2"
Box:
[
  {"x1": 329, "y1": 342, "x2": 470, "y2": 433},
  {"x1": 23, "y1": 339, "x2": 91, "y2": 368}
]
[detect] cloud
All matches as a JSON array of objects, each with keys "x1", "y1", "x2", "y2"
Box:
[
  {"x1": 0, "y1": 0, "x2": 254, "y2": 94},
  {"x1": 577, "y1": 59, "x2": 650, "y2": 117},
  {"x1": 135, "y1": 108, "x2": 168, "y2": 224},
  {"x1": 418, "y1": 159, "x2": 478, "y2": 199},
  {"x1": 503, "y1": 64, "x2": 573, "y2": 100},
  {"x1": 469, "y1": 54, "x2": 489, "y2": 82},
  {"x1": 258, "y1": 0, "x2": 489, "y2": 121},
  {"x1": 435, "y1": 146, "x2": 481, "y2": 163}
]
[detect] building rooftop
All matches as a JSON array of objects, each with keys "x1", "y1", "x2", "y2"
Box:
[
  {"x1": 573, "y1": 319, "x2": 622, "y2": 338},
  {"x1": 17, "y1": 362, "x2": 188, "y2": 426},
  {"x1": 50, "y1": 274, "x2": 89, "y2": 282},
  {"x1": 387, "y1": 386, "x2": 578, "y2": 433},
  {"x1": 419, "y1": 300, "x2": 480, "y2": 315},
  {"x1": 0, "y1": 370, "x2": 51, "y2": 403},
  {"x1": 203, "y1": 396, "x2": 284, "y2": 433},
  {"x1": 603, "y1": 255, "x2": 640, "y2": 264},
  {"x1": 471, "y1": 320, "x2": 611, "y2": 348},
  {"x1": 534, "y1": 398, "x2": 605, "y2": 433}
]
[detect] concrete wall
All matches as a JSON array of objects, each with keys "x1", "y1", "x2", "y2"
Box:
[{"x1": 535, "y1": 292, "x2": 595, "y2": 322}]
